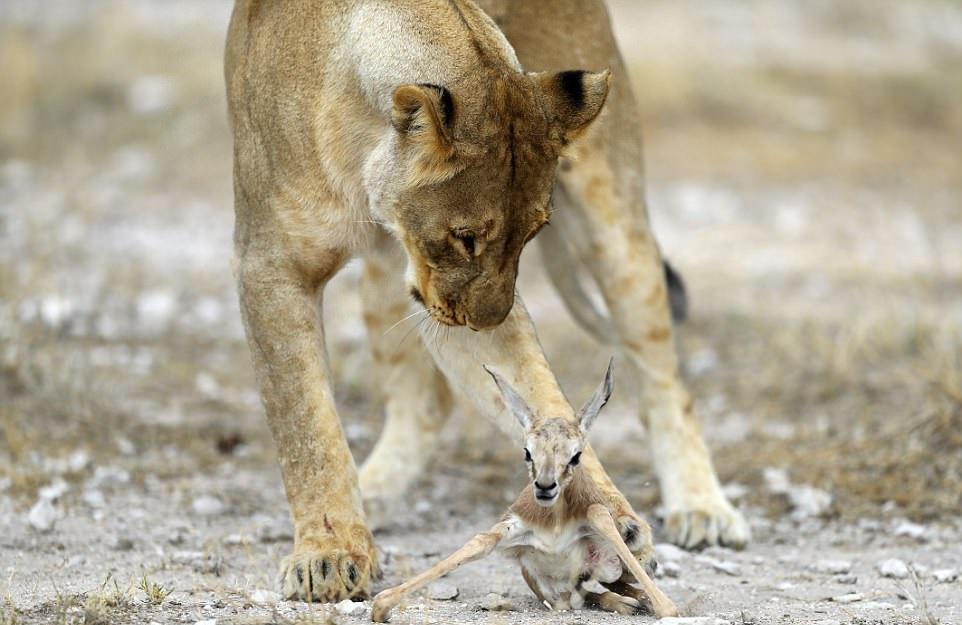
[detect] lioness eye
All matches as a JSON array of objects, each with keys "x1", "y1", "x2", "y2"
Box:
[
  {"x1": 569, "y1": 452, "x2": 582, "y2": 466},
  {"x1": 524, "y1": 448, "x2": 532, "y2": 462}
]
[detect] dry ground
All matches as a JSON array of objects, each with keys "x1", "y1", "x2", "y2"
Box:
[{"x1": 1, "y1": 1, "x2": 961, "y2": 623}]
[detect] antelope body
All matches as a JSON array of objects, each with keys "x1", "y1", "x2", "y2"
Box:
[{"x1": 371, "y1": 361, "x2": 678, "y2": 621}]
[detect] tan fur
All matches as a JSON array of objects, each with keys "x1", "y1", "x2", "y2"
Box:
[
  {"x1": 370, "y1": 367, "x2": 678, "y2": 621},
  {"x1": 226, "y1": 0, "x2": 746, "y2": 604}
]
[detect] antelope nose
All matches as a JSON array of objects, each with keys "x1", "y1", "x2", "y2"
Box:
[{"x1": 535, "y1": 481, "x2": 558, "y2": 492}]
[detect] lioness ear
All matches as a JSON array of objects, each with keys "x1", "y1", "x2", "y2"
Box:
[
  {"x1": 536, "y1": 69, "x2": 611, "y2": 143},
  {"x1": 391, "y1": 83, "x2": 458, "y2": 185}
]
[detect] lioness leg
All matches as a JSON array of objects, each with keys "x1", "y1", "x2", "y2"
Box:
[
  {"x1": 422, "y1": 296, "x2": 654, "y2": 567},
  {"x1": 358, "y1": 232, "x2": 452, "y2": 528},
  {"x1": 554, "y1": 158, "x2": 750, "y2": 549},
  {"x1": 237, "y1": 247, "x2": 377, "y2": 601}
]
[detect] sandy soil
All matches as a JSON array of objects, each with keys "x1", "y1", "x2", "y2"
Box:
[{"x1": 1, "y1": 1, "x2": 961, "y2": 623}]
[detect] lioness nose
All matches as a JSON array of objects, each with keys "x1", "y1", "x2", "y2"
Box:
[{"x1": 535, "y1": 481, "x2": 558, "y2": 491}]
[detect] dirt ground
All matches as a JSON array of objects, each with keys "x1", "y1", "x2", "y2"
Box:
[{"x1": 1, "y1": 1, "x2": 961, "y2": 623}]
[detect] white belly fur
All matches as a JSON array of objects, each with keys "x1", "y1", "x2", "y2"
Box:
[{"x1": 499, "y1": 514, "x2": 623, "y2": 609}]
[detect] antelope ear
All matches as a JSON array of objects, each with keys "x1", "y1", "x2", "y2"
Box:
[
  {"x1": 536, "y1": 69, "x2": 611, "y2": 143},
  {"x1": 483, "y1": 365, "x2": 535, "y2": 431},
  {"x1": 578, "y1": 358, "x2": 613, "y2": 433},
  {"x1": 391, "y1": 83, "x2": 459, "y2": 185}
]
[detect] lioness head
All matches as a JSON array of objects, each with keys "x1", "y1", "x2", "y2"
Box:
[{"x1": 367, "y1": 69, "x2": 609, "y2": 330}]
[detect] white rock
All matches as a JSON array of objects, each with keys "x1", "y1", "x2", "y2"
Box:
[
  {"x1": 655, "y1": 543, "x2": 689, "y2": 562},
  {"x1": 128, "y1": 75, "x2": 175, "y2": 115},
  {"x1": 68, "y1": 450, "x2": 91, "y2": 472},
  {"x1": 933, "y1": 569, "x2": 958, "y2": 583},
  {"x1": 480, "y1": 593, "x2": 514, "y2": 611},
  {"x1": 87, "y1": 465, "x2": 130, "y2": 489},
  {"x1": 27, "y1": 499, "x2": 58, "y2": 533},
  {"x1": 763, "y1": 467, "x2": 791, "y2": 494},
  {"x1": 858, "y1": 601, "x2": 895, "y2": 610},
  {"x1": 661, "y1": 619, "x2": 729, "y2": 625},
  {"x1": 194, "y1": 620, "x2": 217, "y2": 625},
  {"x1": 192, "y1": 495, "x2": 225, "y2": 516},
  {"x1": 660, "y1": 560, "x2": 682, "y2": 578},
  {"x1": 38, "y1": 478, "x2": 69, "y2": 501},
  {"x1": 877, "y1": 558, "x2": 909, "y2": 579},
  {"x1": 893, "y1": 520, "x2": 928, "y2": 541},
  {"x1": 250, "y1": 589, "x2": 281, "y2": 605},
  {"x1": 116, "y1": 437, "x2": 137, "y2": 456},
  {"x1": 814, "y1": 560, "x2": 853, "y2": 575},
  {"x1": 334, "y1": 599, "x2": 366, "y2": 616},
  {"x1": 223, "y1": 533, "x2": 249, "y2": 546},
  {"x1": 721, "y1": 482, "x2": 748, "y2": 501},
  {"x1": 695, "y1": 555, "x2": 740, "y2": 576},
  {"x1": 427, "y1": 581, "x2": 459, "y2": 600},
  {"x1": 787, "y1": 485, "x2": 832, "y2": 520},
  {"x1": 83, "y1": 489, "x2": 106, "y2": 508},
  {"x1": 832, "y1": 592, "x2": 864, "y2": 604}
]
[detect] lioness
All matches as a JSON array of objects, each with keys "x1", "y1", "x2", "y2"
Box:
[{"x1": 225, "y1": 0, "x2": 749, "y2": 602}]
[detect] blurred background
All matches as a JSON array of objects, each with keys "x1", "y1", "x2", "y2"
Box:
[{"x1": 1, "y1": 0, "x2": 961, "y2": 622}]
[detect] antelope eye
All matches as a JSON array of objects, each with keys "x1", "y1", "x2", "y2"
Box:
[
  {"x1": 569, "y1": 451, "x2": 582, "y2": 466},
  {"x1": 524, "y1": 448, "x2": 532, "y2": 462}
]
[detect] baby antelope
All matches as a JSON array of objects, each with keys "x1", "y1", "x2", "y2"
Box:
[{"x1": 371, "y1": 360, "x2": 678, "y2": 621}]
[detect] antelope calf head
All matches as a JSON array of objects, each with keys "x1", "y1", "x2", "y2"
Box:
[{"x1": 483, "y1": 359, "x2": 613, "y2": 507}]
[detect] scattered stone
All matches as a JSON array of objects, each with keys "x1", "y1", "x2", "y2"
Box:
[
  {"x1": 858, "y1": 601, "x2": 895, "y2": 610},
  {"x1": 27, "y1": 499, "x2": 58, "y2": 533},
  {"x1": 38, "y1": 478, "x2": 69, "y2": 501},
  {"x1": 87, "y1": 466, "x2": 131, "y2": 489},
  {"x1": 194, "y1": 620, "x2": 217, "y2": 625},
  {"x1": 480, "y1": 592, "x2": 514, "y2": 611},
  {"x1": 763, "y1": 467, "x2": 832, "y2": 519},
  {"x1": 660, "y1": 561, "x2": 682, "y2": 578},
  {"x1": 655, "y1": 543, "x2": 689, "y2": 562},
  {"x1": 223, "y1": 533, "x2": 250, "y2": 546},
  {"x1": 661, "y1": 618, "x2": 729, "y2": 625},
  {"x1": 721, "y1": 482, "x2": 748, "y2": 502},
  {"x1": 933, "y1": 569, "x2": 958, "y2": 583},
  {"x1": 696, "y1": 555, "x2": 740, "y2": 576},
  {"x1": 893, "y1": 520, "x2": 928, "y2": 541},
  {"x1": 83, "y1": 489, "x2": 106, "y2": 508},
  {"x1": 116, "y1": 437, "x2": 137, "y2": 456},
  {"x1": 334, "y1": 599, "x2": 367, "y2": 616},
  {"x1": 814, "y1": 560, "x2": 853, "y2": 575},
  {"x1": 109, "y1": 535, "x2": 134, "y2": 551},
  {"x1": 256, "y1": 520, "x2": 293, "y2": 543},
  {"x1": 171, "y1": 550, "x2": 225, "y2": 575},
  {"x1": 68, "y1": 450, "x2": 91, "y2": 472},
  {"x1": 877, "y1": 558, "x2": 909, "y2": 579},
  {"x1": 250, "y1": 589, "x2": 281, "y2": 605},
  {"x1": 192, "y1": 495, "x2": 225, "y2": 516},
  {"x1": 836, "y1": 574, "x2": 858, "y2": 585},
  {"x1": 832, "y1": 592, "x2": 864, "y2": 604},
  {"x1": 427, "y1": 581, "x2": 459, "y2": 600}
]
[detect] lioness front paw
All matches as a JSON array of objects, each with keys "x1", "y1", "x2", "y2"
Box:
[
  {"x1": 664, "y1": 498, "x2": 749, "y2": 550},
  {"x1": 279, "y1": 531, "x2": 378, "y2": 602}
]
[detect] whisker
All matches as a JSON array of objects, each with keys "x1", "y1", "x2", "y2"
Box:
[{"x1": 382, "y1": 308, "x2": 427, "y2": 337}]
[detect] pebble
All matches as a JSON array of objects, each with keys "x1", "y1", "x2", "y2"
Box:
[
  {"x1": 334, "y1": 599, "x2": 367, "y2": 616},
  {"x1": 661, "y1": 619, "x2": 729, "y2": 625},
  {"x1": 814, "y1": 560, "x2": 852, "y2": 575},
  {"x1": 480, "y1": 592, "x2": 514, "y2": 611},
  {"x1": 38, "y1": 478, "x2": 69, "y2": 501},
  {"x1": 250, "y1": 589, "x2": 281, "y2": 605},
  {"x1": 893, "y1": 520, "x2": 928, "y2": 541},
  {"x1": 858, "y1": 601, "x2": 895, "y2": 610},
  {"x1": 27, "y1": 498, "x2": 58, "y2": 533},
  {"x1": 68, "y1": 450, "x2": 91, "y2": 472},
  {"x1": 109, "y1": 535, "x2": 134, "y2": 551},
  {"x1": 695, "y1": 555, "x2": 740, "y2": 576},
  {"x1": 87, "y1": 466, "x2": 131, "y2": 489},
  {"x1": 83, "y1": 489, "x2": 106, "y2": 508},
  {"x1": 660, "y1": 560, "x2": 682, "y2": 578},
  {"x1": 427, "y1": 581, "x2": 459, "y2": 600},
  {"x1": 877, "y1": 558, "x2": 909, "y2": 579},
  {"x1": 832, "y1": 592, "x2": 864, "y2": 604},
  {"x1": 836, "y1": 574, "x2": 858, "y2": 585},
  {"x1": 194, "y1": 620, "x2": 216, "y2": 625},
  {"x1": 933, "y1": 569, "x2": 958, "y2": 583},
  {"x1": 192, "y1": 495, "x2": 225, "y2": 516},
  {"x1": 655, "y1": 543, "x2": 689, "y2": 562},
  {"x1": 223, "y1": 533, "x2": 249, "y2": 546}
]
